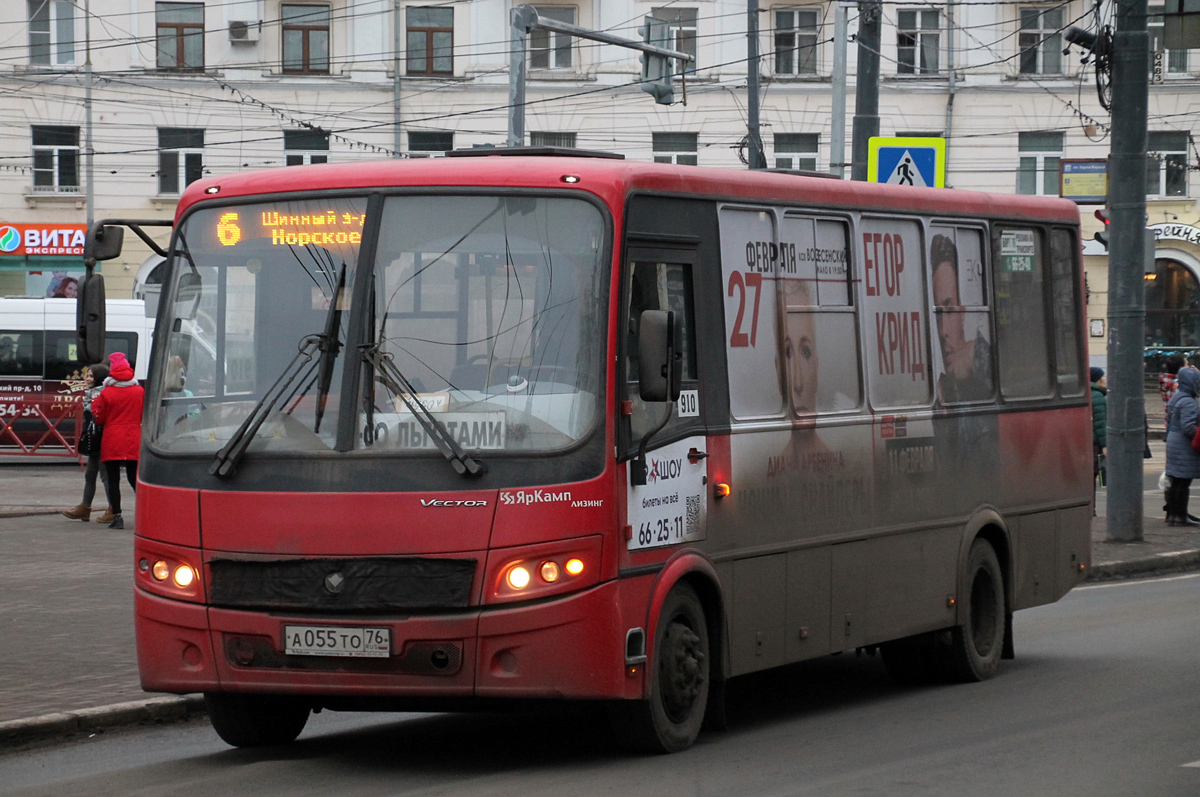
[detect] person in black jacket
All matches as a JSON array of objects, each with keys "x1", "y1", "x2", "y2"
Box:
[
  {"x1": 61, "y1": 363, "x2": 111, "y2": 522},
  {"x1": 1090, "y1": 367, "x2": 1107, "y2": 511}
]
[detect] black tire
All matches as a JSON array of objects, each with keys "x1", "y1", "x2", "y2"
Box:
[
  {"x1": 204, "y1": 693, "x2": 310, "y2": 748},
  {"x1": 610, "y1": 583, "x2": 710, "y2": 754},
  {"x1": 942, "y1": 539, "x2": 1006, "y2": 682}
]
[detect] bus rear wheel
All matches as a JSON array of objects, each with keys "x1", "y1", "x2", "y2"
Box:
[
  {"x1": 610, "y1": 582, "x2": 710, "y2": 754},
  {"x1": 204, "y1": 692, "x2": 310, "y2": 747},
  {"x1": 942, "y1": 538, "x2": 1006, "y2": 682}
]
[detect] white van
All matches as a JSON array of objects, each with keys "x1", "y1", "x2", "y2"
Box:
[{"x1": 0, "y1": 296, "x2": 153, "y2": 383}]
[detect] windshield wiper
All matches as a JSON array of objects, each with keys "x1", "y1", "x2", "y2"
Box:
[
  {"x1": 313, "y1": 262, "x2": 346, "y2": 434},
  {"x1": 210, "y1": 335, "x2": 321, "y2": 479},
  {"x1": 363, "y1": 344, "x2": 487, "y2": 478}
]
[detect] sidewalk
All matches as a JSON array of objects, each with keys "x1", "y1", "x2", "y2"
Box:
[{"x1": 1, "y1": 449, "x2": 1198, "y2": 749}]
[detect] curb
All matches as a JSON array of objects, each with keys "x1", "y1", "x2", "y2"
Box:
[
  {"x1": 0, "y1": 508, "x2": 63, "y2": 519},
  {"x1": 0, "y1": 695, "x2": 206, "y2": 749},
  {"x1": 1086, "y1": 548, "x2": 1200, "y2": 581}
]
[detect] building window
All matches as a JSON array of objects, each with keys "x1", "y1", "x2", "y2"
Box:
[
  {"x1": 774, "y1": 9, "x2": 818, "y2": 75},
  {"x1": 408, "y1": 131, "x2": 453, "y2": 157},
  {"x1": 653, "y1": 132, "x2": 698, "y2": 165},
  {"x1": 156, "y1": 2, "x2": 204, "y2": 71},
  {"x1": 530, "y1": 6, "x2": 574, "y2": 68},
  {"x1": 407, "y1": 7, "x2": 453, "y2": 76},
  {"x1": 897, "y1": 8, "x2": 939, "y2": 74},
  {"x1": 1018, "y1": 7, "x2": 1063, "y2": 74},
  {"x1": 31, "y1": 125, "x2": 79, "y2": 193},
  {"x1": 651, "y1": 7, "x2": 697, "y2": 71},
  {"x1": 774, "y1": 133, "x2": 818, "y2": 170},
  {"x1": 1149, "y1": 6, "x2": 1188, "y2": 74},
  {"x1": 28, "y1": 0, "x2": 75, "y2": 66},
  {"x1": 282, "y1": 4, "x2": 330, "y2": 74},
  {"x1": 284, "y1": 128, "x2": 329, "y2": 165},
  {"x1": 531, "y1": 131, "x2": 577, "y2": 148},
  {"x1": 158, "y1": 128, "x2": 204, "y2": 195},
  {"x1": 1016, "y1": 131, "x2": 1062, "y2": 195},
  {"x1": 1146, "y1": 131, "x2": 1188, "y2": 197}
]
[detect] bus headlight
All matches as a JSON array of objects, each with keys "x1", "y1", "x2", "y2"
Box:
[
  {"x1": 173, "y1": 564, "x2": 196, "y2": 588},
  {"x1": 486, "y1": 536, "x2": 602, "y2": 604},
  {"x1": 506, "y1": 565, "x2": 531, "y2": 590}
]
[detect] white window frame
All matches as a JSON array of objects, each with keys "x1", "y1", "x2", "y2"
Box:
[
  {"x1": 653, "y1": 132, "x2": 698, "y2": 165},
  {"x1": 1018, "y1": 6, "x2": 1063, "y2": 75},
  {"x1": 651, "y1": 7, "x2": 698, "y2": 71},
  {"x1": 284, "y1": 129, "x2": 330, "y2": 166},
  {"x1": 1148, "y1": 6, "x2": 1188, "y2": 75},
  {"x1": 897, "y1": 7, "x2": 940, "y2": 75},
  {"x1": 31, "y1": 125, "x2": 79, "y2": 194},
  {"x1": 773, "y1": 8, "x2": 819, "y2": 76},
  {"x1": 1146, "y1": 131, "x2": 1189, "y2": 197},
  {"x1": 1016, "y1": 131, "x2": 1063, "y2": 196},
  {"x1": 28, "y1": 0, "x2": 76, "y2": 66},
  {"x1": 158, "y1": 128, "x2": 205, "y2": 196},
  {"x1": 774, "y1": 133, "x2": 818, "y2": 170},
  {"x1": 530, "y1": 6, "x2": 575, "y2": 69}
]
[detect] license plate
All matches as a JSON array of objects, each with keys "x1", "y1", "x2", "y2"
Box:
[{"x1": 284, "y1": 625, "x2": 390, "y2": 658}]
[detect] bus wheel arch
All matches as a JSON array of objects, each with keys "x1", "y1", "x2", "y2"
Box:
[{"x1": 613, "y1": 554, "x2": 726, "y2": 752}]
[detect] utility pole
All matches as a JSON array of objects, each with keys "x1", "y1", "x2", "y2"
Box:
[
  {"x1": 84, "y1": 0, "x2": 93, "y2": 227},
  {"x1": 393, "y1": 0, "x2": 402, "y2": 157},
  {"x1": 829, "y1": 3, "x2": 849, "y2": 178},
  {"x1": 746, "y1": 0, "x2": 766, "y2": 169},
  {"x1": 1105, "y1": 0, "x2": 1149, "y2": 542},
  {"x1": 850, "y1": 0, "x2": 880, "y2": 181}
]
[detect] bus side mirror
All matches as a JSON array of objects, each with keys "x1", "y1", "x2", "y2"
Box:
[
  {"x1": 176, "y1": 271, "x2": 203, "y2": 320},
  {"x1": 86, "y1": 225, "x2": 124, "y2": 262},
  {"x1": 76, "y1": 272, "x2": 107, "y2": 364},
  {"x1": 638, "y1": 309, "x2": 682, "y2": 403}
]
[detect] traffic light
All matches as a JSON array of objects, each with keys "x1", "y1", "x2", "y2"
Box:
[
  {"x1": 1094, "y1": 207, "x2": 1110, "y2": 249},
  {"x1": 639, "y1": 17, "x2": 673, "y2": 105}
]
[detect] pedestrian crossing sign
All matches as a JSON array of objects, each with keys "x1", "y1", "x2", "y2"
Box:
[{"x1": 867, "y1": 137, "x2": 946, "y2": 188}]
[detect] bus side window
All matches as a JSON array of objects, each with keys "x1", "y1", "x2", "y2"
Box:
[
  {"x1": 931, "y1": 225, "x2": 994, "y2": 405},
  {"x1": 780, "y1": 215, "x2": 861, "y2": 415},
  {"x1": 0, "y1": 331, "x2": 43, "y2": 378},
  {"x1": 625, "y1": 259, "x2": 699, "y2": 441},
  {"x1": 860, "y1": 217, "x2": 932, "y2": 408},
  {"x1": 1050, "y1": 228, "x2": 1085, "y2": 396},
  {"x1": 994, "y1": 227, "x2": 1053, "y2": 399}
]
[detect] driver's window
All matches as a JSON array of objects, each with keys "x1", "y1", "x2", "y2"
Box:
[{"x1": 625, "y1": 259, "x2": 698, "y2": 441}]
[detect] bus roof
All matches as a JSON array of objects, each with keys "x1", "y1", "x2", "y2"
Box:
[{"x1": 179, "y1": 154, "x2": 1082, "y2": 227}]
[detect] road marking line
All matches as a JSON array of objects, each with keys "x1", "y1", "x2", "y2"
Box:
[
  {"x1": 1181, "y1": 760, "x2": 1200, "y2": 768},
  {"x1": 1078, "y1": 572, "x2": 1200, "y2": 590}
]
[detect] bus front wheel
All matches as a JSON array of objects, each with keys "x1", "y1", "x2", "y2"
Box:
[
  {"x1": 204, "y1": 692, "x2": 310, "y2": 747},
  {"x1": 943, "y1": 538, "x2": 1006, "y2": 682},
  {"x1": 610, "y1": 582, "x2": 710, "y2": 754}
]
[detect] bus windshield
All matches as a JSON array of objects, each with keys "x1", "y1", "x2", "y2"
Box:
[
  {"x1": 150, "y1": 193, "x2": 608, "y2": 457},
  {"x1": 360, "y1": 194, "x2": 607, "y2": 453}
]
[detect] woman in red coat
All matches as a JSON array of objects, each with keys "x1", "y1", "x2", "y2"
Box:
[{"x1": 91, "y1": 351, "x2": 144, "y2": 529}]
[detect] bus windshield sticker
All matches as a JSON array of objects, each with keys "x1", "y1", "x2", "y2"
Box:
[
  {"x1": 380, "y1": 411, "x2": 505, "y2": 451},
  {"x1": 999, "y1": 230, "x2": 1036, "y2": 273}
]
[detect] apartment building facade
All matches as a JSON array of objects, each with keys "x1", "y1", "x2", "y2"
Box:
[{"x1": 2, "y1": 0, "x2": 1198, "y2": 368}]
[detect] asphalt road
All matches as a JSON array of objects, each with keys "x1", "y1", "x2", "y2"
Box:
[{"x1": 3, "y1": 573, "x2": 1199, "y2": 796}]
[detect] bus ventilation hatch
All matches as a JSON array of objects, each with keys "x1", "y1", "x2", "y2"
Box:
[{"x1": 445, "y1": 145, "x2": 624, "y2": 160}]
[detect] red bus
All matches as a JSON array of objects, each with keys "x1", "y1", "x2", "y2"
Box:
[{"x1": 106, "y1": 150, "x2": 1091, "y2": 752}]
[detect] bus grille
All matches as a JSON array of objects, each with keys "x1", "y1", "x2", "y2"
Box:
[
  {"x1": 224, "y1": 636, "x2": 463, "y2": 676},
  {"x1": 208, "y1": 557, "x2": 477, "y2": 611}
]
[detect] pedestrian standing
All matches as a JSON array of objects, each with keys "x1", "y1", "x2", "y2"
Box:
[
  {"x1": 91, "y1": 351, "x2": 144, "y2": 530},
  {"x1": 1160, "y1": 353, "x2": 1187, "y2": 424},
  {"x1": 61, "y1": 363, "x2": 112, "y2": 523},
  {"x1": 1090, "y1": 367, "x2": 1107, "y2": 511},
  {"x1": 1164, "y1": 366, "x2": 1200, "y2": 526}
]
